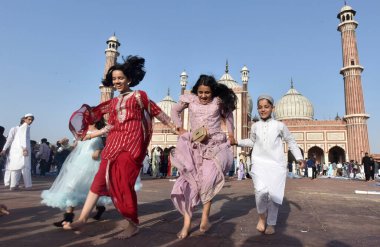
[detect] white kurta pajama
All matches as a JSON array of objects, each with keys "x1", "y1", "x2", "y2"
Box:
[
  {"x1": 3, "y1": 123, "x2": 32, "y2": 188},
  {"x1": 3, "y1": 127, "x2": 17, "y2": 186},
  {"x1": 238, "y1": 118, "x2": 302, "y2": 225}
]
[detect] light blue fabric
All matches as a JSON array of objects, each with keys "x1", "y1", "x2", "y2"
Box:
[{"x1": 41, "y1": 138, "x2": 111, "y2": 210}]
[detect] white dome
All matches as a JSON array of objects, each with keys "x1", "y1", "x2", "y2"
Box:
[
  {"x1": 108, "y1": 35, "x2": 119, "y2": 42},
  {"x1": 340, "y1": 5, "x2": 353, "y2": 13},
  {"x1": 217, "y1": 62, "x2": 252, "y2": 117},
  {"x1": 241, "y1": 65, "x2": 249, "y2": 72},
  {"x1": 218, "y1": 72, "x2": 241, "y2": 89},
  {"x1": 155, "y1": 92, "x2": 176, "y2": 122},
  {"x1": 274, "y1": 86, "x2": 314, "y2": 120}
]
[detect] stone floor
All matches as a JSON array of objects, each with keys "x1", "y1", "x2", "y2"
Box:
[{"x1": 0, "y1": 175, "x2": 379, "y2": 247}]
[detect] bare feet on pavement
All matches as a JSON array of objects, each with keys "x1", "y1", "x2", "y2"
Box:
[
  {"x1": 177, "y1": 225, "x2": 190, "y2": 239},
  {"x1": 199, "y1": 220, "x2": 211, "y2": 233},
  {"x1": 256, "y1": 214, "x2": 266, "y2": 233},
  {"x1": 114, "y1": 220, "x2": 139, "y2": 239},
  {"x1": 265, "y1": 225, "x2": 275, "y2": 235}
]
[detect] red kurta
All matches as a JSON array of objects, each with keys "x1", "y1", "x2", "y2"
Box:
[
  {"x1": 102, "y1": 91, "x2": 163, "y2": 164},
  {"x1": 90, "y1": 90, "x2": 170, "y2": 224}
]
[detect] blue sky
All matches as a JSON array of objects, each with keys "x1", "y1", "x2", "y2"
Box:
[{"x1": 0, "y1": 0, "x2": 379, "y2": 153}]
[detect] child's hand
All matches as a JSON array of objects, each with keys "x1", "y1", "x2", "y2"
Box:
[
  {"x1": 298, "y1": 160, "x2": 306, "y2": 169},
  {"x1": 228, "y1": 134, "x2": 237, "y2": 145},
  {"x1": 82, "y1": 134, "x2": 91, "y2": 141},
  {"x1": 175, "y1": 127, "x2": 187, "y2": 136},
  {"x1": 92, "y1": 150, "x2": 101, "y2": 160}
]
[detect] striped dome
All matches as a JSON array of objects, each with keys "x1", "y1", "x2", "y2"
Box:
[
  {"x1": 218, "y1": 72, "x2": 241, "y2": 89},
  {"x1": 274, "y1": 85, "x2": 314, "y2": 120},
  {"x1": 155, "y1": 91, "x2": 176, "y2": 122}
]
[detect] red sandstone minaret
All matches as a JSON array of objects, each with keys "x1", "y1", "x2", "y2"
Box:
[
  {"x1": 99, "y1": 34, "x2": 120, "y2": 103},
  {"x1": 337, "y1": 4, "x2": 370, "y2": 162},
  {"x1": 240, "y1": 64, "x2": 250, "y2": 153}
]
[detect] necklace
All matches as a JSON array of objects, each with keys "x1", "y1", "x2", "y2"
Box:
[{"x1": 120, "y1": 90, "x2": 133, "y2": 96}]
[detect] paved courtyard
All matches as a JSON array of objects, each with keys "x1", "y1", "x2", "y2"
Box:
[{"x1": 1, "y1": 175, "x2": 379, "y2": 247}]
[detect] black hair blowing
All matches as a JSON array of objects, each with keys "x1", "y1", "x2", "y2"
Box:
[
  {"x1": 216, "y1": 83, "x2": 237, "y2": 115},
  {"x1": 102, "y1": 55, "x2": 146, "y2": 87},
  {"x1": 191, "y1": 74, "x2": 237, "y2": 116}
]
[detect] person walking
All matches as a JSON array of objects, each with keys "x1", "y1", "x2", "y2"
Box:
[
  {"x1": 362, "y1": 152, "x2": 373, "y2": 181},
  {"x1": 37, "y1": 138, "x2": 51, "y2": 176}
]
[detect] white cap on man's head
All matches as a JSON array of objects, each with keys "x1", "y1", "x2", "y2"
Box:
[
  {"x1": 257, "y1": 95, "x2": 274, "y2": 105},
  {"x1": 24, "y1": 113, "x2": 34, "y2": 118}
]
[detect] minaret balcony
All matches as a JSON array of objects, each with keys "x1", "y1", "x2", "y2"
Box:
[
  {"x1": 340, "y1": 65, "x2": 364, "y2": 76},
  {"x1": 337, "y1": 20, "x2": 358, "y2": 31}
]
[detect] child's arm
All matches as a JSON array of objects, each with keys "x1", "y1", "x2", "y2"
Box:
[
  {"x1": 236, "y1": 123, "x2": 256, "y2": 147},
  {"x1": 83, "y1": 125, "x2": 111, "y2": 141},
  {"x1": 224, "y1": 112, "x2": 236, "y2": 144},
  {"x1": 92, "y1": 149, "x2": 101, "y2": 160},
  {"x1": 282, "y1": 124, "x2": 304, "y2": 166}
]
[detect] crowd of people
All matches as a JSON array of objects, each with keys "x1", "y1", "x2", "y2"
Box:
[
  {"x1": 284, "y1": 154, "x2": 379, "y2": 181},
  {"x1": 1, "y1": 55, "x2": 379, "y2": 240}
]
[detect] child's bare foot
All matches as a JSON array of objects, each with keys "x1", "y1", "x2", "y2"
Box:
[
  {"x1": 265, "y1": 225, "x2": 275, "y2": 235},
  {"x1": 177, "y1": 214, "x2": 191, "y2": 239},
  {"x1": 63, "y1": 219, "x2": 85, "y2": 231},
  {"x1": 256, "y1": 215, "x2": 266, "y2": 233},
  {"x1": 177, "y1": 226, "x2": 190, "y2": 239},
  {"x1": 191, "y1": 221, "x2": 211, "y2": 237},
  {"x1": 199, "y1": 220, "x2": 211, "y2": 233},
  {"x1": 114, "y1": 221, "x2": 139, "y2": 239}
]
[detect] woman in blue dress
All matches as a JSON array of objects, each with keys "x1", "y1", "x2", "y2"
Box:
[{"x1": 41, "y1": 120, "x2": 112, "y2": 227}]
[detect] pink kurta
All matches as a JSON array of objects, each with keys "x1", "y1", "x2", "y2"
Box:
[{"x1": 170, "y1": 94, "x2": 234, "y2": 216}]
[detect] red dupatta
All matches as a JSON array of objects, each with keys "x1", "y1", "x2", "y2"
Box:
[{"x1": 69, "y1": 100, "x2": 112, "y2": 140}]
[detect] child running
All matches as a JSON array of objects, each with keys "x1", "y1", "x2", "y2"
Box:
[
  {"x1": 233, "y1": 95, "x2": 304, "y2": 235},
  {"x1": 63, "y1": 55, "x2": 177, "y2": 239},
  {"x1": 170, "y1": 74, "x2": 237, "y2": 239},
  {"x1": 41, "y1": 121, "x2": 111, "y2": 226}
]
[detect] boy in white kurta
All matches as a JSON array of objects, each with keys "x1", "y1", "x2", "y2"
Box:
[{"x1": 236, "y1": 95, "x2": 303, "y2": 235}]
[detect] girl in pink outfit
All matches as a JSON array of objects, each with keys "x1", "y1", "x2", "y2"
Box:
[{"x1": 170, "y1": 75, "x2": 237, "y2": 239}]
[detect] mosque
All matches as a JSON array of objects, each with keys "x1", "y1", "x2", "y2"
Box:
[{"x1": 99, "y1": 4, "x2": 373, "y2": 164}]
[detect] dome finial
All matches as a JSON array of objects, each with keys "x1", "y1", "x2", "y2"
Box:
[
  {"x1": 167, "y1": 88, "x2": 170, "y2": 96},
  {"x1": 290, "y1": 77, "x2": 294, "y2": 89},
  {"x1": 225, "y1": 59, "x2": 229, "y2": 74}
]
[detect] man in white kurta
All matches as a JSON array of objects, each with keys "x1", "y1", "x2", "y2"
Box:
[{"x1": 1, "y1": 114, "x2": 34, "y2": 189}]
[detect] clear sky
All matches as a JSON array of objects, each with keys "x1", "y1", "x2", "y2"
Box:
[{"x1": 0, "y1": 0, "x2": 379, "y2": 153}]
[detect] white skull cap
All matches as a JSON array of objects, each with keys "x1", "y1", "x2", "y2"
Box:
[{"x1": 257, "y1": 95, "x2": 274, "y2": 105}]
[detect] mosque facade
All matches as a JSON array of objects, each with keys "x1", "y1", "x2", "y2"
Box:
[{"x1": 99, "y1": 4, "x2": 371, "y2": 164}]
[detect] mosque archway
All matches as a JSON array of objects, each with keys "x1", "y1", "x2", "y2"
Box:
[
  {"x1": 328, "y1": 146, "x2": 346, "y2": 163},
  {"x1": 307, "y1": 146, "x2": 325, "y2": 164},
  {"x1": 288, "y1": 147, "x2": 304, "y2": 164}
]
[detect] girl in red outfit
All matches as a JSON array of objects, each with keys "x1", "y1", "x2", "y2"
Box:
[{"x1": 64, "y1": 56, "x2": 177, "y2": 239}]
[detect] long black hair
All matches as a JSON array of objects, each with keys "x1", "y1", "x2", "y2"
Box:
[
  {"x1": 191, "y1": 74, "x2": 237, "y2": 115},
  {"x1": 102, "y1": 55, "x2": 146, "y2": 87}
]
